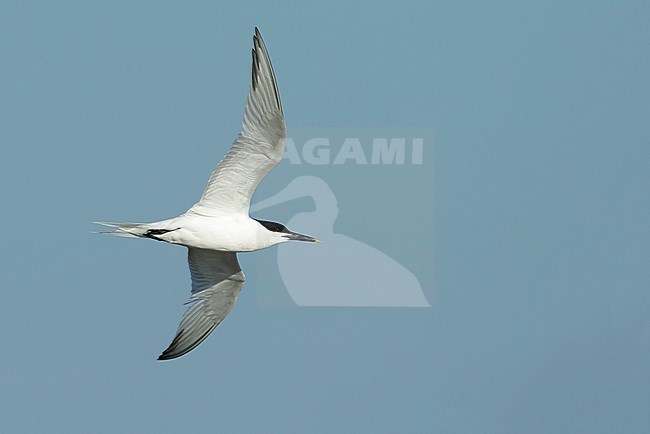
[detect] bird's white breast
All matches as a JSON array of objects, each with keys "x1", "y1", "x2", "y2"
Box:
[{"x1": 163, "y1": 214, "x2": 281, "y2": 252}]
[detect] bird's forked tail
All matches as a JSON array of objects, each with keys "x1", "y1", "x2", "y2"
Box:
[{"x1": 93, "y1": 221, "x2": 150, "y2": 238}]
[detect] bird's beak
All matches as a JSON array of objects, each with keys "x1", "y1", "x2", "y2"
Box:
[{"x1": 285, "y1": 231, "x2": 322, "y2": 243}]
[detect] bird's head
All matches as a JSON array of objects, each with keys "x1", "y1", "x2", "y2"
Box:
[{"x1": 255, "y1": 219, "x2": 321, "y2": 244}]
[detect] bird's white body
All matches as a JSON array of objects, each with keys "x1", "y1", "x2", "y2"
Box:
[
  {"x1": 137, "y1": 213, "x2": 287, "y2": 252},
  {"x1": 97, "y1": 28, "x2": 320, "y2": 360}
]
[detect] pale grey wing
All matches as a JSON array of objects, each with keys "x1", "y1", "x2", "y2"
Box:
[
  {"x1": 190, "y1": 28, "x2": 286, "y2": 217},
  {"x1": 158, "y1": 248, "x2": 245, "y2": 360}
]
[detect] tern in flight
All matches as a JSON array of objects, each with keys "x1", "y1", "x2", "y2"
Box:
[{"x1": 97, "y1": 28, "x2": 320, "y2": 360}]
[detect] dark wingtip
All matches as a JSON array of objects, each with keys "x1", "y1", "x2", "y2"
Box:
[
  {"x1": 253, "y1": 27, "x2": 261, "y2": 47},
  {"x1": 251, "y1": 48, "x2": 257, "y2": 91},
  {"x1": 247, "y1": 27, "x2": 283, "y2": 115},
  {"x1": 156, "y1": 329, "x2": 185, "y2": 361},
  {"x1": 157, "y1": 348, "x2": 174, "y2": 361},
  {"x1": 157, "y1": 348, "x2": 178, "y2": 361},
  {"x1": 155, "y1": 326, "x2": 214, "y2": 361}
]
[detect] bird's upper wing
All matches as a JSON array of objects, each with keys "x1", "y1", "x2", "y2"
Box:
[
  {"x1": 158, "y1": 248, "x2": 245, "y2": 360},
  {"x1": 189, "y1": 28, "x2": 286, "y2": 217}
]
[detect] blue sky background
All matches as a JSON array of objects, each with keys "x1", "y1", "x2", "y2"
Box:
[{"x1": 1, "y1": 1, "x2": 649, "y2": 433}]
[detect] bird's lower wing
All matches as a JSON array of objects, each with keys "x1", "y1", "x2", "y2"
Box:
[{"x1": 158, "y1": 248, "x2": 245, "y2": 360}]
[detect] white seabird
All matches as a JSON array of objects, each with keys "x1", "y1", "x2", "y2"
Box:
[{"x1": 97, "y1": 28, "x2": 320, "y2": 360}]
